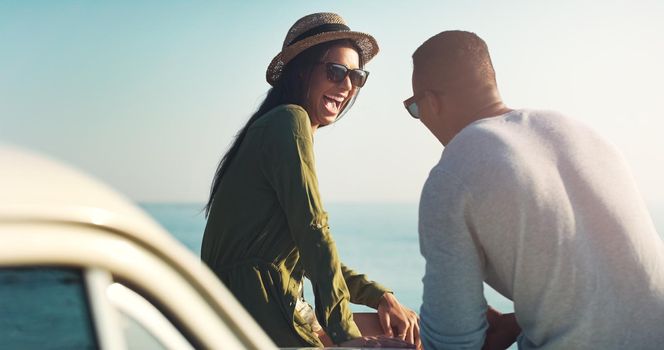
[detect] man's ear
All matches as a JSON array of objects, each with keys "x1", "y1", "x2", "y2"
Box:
[{"x1": 423, "y1": 90, "x2": 441, "y2": 115}]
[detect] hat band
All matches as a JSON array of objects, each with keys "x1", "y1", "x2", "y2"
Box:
[{"x1": 287, "y1": 23, "x2": 351, "y2": 47}]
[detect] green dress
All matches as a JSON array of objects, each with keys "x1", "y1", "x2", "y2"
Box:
[{"x1": 201, "y1": 104, "x2": 390, "y2": 347}]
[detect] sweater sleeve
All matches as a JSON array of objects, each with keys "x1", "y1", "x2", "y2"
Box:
[
  {"x1": 419, "y1": 167, "x2": 489, "y2": 349},
  {"x1": 259, "y1": 105, "x2": 361, "y2": 344}
]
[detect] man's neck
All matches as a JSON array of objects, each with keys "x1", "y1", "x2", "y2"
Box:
[
  {"x1": 471, "y1": 100, "x2": 512, "y2": 122},
  {"x1": 440, "y1": 98, "x2": 511, "y2": 146}
]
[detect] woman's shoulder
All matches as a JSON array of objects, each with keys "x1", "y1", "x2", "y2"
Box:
[
  {"x1": 253, "y1": 104, "x2": 311, "y2": 137},
  {"x1": 271, "y1": 104, "x2": 308, "y2": 118}
]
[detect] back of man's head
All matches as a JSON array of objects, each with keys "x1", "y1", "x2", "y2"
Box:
[{"x1": 413, "y1": 30, "x2": 497, "y2": 95}]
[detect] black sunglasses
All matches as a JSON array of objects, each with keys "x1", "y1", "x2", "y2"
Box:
[
  {"x1": 403, "y1": 95, "x2": 422, "y2": 119},
  {"x1": 403, "y1": 89, "x2": 444, "y2": 119},
  {"x1": 320, "y1": 62, "x2": 369, "y2": 88}
]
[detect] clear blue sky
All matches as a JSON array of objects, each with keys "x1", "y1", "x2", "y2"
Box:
[{"x1": 2, "y1": 1, "x2": 663, "y2": 215}]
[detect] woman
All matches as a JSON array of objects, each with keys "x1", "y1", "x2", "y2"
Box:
[{"x1": 201, "y1": 13, "x2": 419, "y2": 348}]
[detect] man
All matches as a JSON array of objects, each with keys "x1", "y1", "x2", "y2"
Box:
[{"x1": 406, "y1": 30, "x2": 664, "y2": 349}]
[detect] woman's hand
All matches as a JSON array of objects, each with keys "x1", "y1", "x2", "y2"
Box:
[
  {"x1": 377, "y1": 292, "x2": 421, "y2": 349},
  {"x1": 339, "y1": 335, "x2": 415, "y2": 348}
]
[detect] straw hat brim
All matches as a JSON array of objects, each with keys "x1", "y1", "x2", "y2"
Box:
[{"x1": 266, "y1": 30, "x2": 379, "y2": 86}]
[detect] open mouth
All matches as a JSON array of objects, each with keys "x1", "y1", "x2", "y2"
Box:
[{"x1": 323, "y1": 94, "x2": 345, "y2": 113}]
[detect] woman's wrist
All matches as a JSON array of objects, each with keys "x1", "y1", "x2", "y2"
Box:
[
  {"x1": 374, "y1": 291, "x2": 394, "y2": 309},
  {"x1": 378, "y1": 292, "x2": 394, "y2": 306}
]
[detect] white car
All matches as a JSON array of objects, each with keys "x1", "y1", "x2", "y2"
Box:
[{"x1": 0, "y1": 146, "x2": 277, "y2": 350}]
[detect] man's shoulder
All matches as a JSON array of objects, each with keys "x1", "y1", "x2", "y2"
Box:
[
  {"x1": 460, "y1": 109, "x2": 567, "y2": 137},
  {"x1": 438, "y1": 109, "x2": 573, "y2": 180},
  {"x1": 448, "y1": 109, "x2": 579, "y2": 153}
]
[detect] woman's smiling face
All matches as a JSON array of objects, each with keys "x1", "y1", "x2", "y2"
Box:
[{"x1": 304, "y1": 45, "x2": 360, "y2": 129}]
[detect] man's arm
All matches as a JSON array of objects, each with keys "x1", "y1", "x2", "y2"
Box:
[
  {"x1": 483, "y1": 307, "x2": 520, "y2": 350},
  {"x1": 419, "y1": 168, "x2": 489, "y2": 349}
]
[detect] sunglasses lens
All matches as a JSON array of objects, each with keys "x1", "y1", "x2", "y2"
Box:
[
  {"x1": 326, "y1": 64, "x2": 348, "y2": 83},
  {"x1": 325, "y1": 63, "x2": 369, "y2": 87},
  {"x1": 407, "y1": 102, "x2": 419, "y2": 118},
  {"x1": 349, "y1": 70, "x2": 368, "y2": 87}
]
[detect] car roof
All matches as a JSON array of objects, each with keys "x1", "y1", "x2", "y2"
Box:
[
  {"x1": 0, "y1": 144, "x2": 201, "y2": 287},
  {"x1": 0, "y1": 145, "x2": 161, "y2": 231},
  {"x1": 0, "y1": 145, "x2": 277, "y2": 349}
]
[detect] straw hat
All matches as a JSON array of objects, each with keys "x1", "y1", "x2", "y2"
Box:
[{"x1": 266, "y1": 12, "x2": 379, "y2": 86}]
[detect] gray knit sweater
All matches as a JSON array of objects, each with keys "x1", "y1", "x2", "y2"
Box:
[{"x1": 419, "y1": 109, "x2": 664, "y2": 349}]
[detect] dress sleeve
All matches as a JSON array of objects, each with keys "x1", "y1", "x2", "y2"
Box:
[
  {"x1": 259, "y1": 106, "x2": 361, "y2": 344},
  {"x1": 419, "y1": 168, "x2": 489, "y2": 349},
  {"x1": 341, "y1": 263, "x2": 391, "y2": 309}
]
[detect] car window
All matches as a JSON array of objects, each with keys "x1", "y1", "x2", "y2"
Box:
[
  {"x1": 118, "y1": 311, "x2": 167, "y2": 350},
  {"x1": 0, "y1": 267, "x2": 97, "y2": 349},
  {"x1": 107, "y1": 282, "x2": 194, "y2": 350}
]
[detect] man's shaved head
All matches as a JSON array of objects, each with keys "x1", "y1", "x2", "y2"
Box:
[{"x1": 412, "y1": 30, "x2": 497, "y2": 94}]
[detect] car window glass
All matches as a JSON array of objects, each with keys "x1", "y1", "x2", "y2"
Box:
[
  {"x1": 0, "y1": 267, "x2": 97, "y2": 349},
  {"x1": 118, "y1": 311, "x2": 167, "y2": 350},
  {"x1": 107, "y1": 282, "x2": 194, "y2": 350}
]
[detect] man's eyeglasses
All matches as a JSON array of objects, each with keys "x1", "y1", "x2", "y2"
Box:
[
  {"x1": 403, "y1": 95, "x2": 424, "y2": 119},
  {"x1": 403, "y1": 90, "x2": 444, "y2": 119},
  {"x1": 321, "y1": 62, "x2": 370, "y2": 88}
]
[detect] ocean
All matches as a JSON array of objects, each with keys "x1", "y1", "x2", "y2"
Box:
[
  {"x1": 3, "y1": 202, "x2": 660, "y2": 349},
  {"x1": 141, "y1": 203, "x2": 664, "y2": 349},
  {"x1": 141, "y1": 202, "x2": 515, "y2": 314},
  {"x1": 142, "y1": 200, "x2": 664, "y2": 349}
]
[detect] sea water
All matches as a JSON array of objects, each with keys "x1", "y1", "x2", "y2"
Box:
[
  {"x1": 143, "y1": 201, "x2": 664, "y2": 312},
  {"x1": 141, "y1": 202, "x2": 514, "y2": 313},
  {"x1": 142, "y1": 201, "x2": 663, "y2": 349}
]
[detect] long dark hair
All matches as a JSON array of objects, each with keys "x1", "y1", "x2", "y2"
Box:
[{"x1": 204, "y1": 39, "x2": 364, "y2": 217}]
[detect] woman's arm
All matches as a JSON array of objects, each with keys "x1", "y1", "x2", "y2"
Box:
[
  {"x1": 259, "y1": 106, "x2": 361, "y2": 345},
  {"x1": 341, "y1": 263, "x2": 420, "y2": 348},
  {"x1": 341, "y1": 263, "x2": 390, "y2": 308}
]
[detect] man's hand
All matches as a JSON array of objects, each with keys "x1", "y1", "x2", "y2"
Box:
[
  {"x1": 482, "y1": 306, "x2": 521, "y2": 350},
  {"x1": 377, "y1": 292, "x2": 421, "y2": 349}
]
